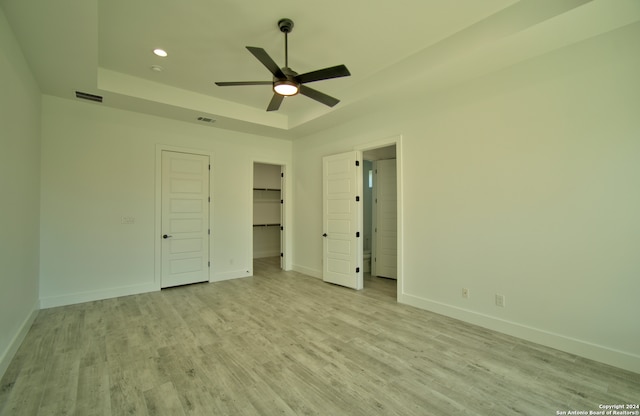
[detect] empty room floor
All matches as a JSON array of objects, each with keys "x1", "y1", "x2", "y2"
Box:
[{"x1": 1, "y1": 259, "x2": 638, "y2": 415}]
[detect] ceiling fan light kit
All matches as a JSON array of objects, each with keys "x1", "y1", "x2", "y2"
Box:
[
  {"x1": 215, "y1": 18, "x2": 351, "y2": 111},
  {"x1": 273, "y1": 79, "x2": 299, "y2": 96}
]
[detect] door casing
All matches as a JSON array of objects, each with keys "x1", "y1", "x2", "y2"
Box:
[
  {"x1": 355, "y1": 135, "x2": 403, "y2": 299},
  {"x1": 250, "y1": 159, "x2": 291, "y2": 275}
]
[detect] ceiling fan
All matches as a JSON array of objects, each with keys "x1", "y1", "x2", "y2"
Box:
[{"x1": 215, "y1": 18, "x2": 351, "y2": 112}]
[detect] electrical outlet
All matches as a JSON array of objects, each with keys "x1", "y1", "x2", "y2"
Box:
[
  {"x1": 495, "y1": 294, "x2": 505, "y2": 308},
  {"x1": 462, "y1": 288, "x2": 469, "y2": 299}
]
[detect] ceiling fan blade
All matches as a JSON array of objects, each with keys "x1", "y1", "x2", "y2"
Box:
[
  {"x1": 296, "y1": 65, "x2": 351, "y2": 84},
  {"x1": 215, "y1": 81, "x2": 272, "y2": 86},
  {"x1": 266, "y1": 93, "x2": 284, "y2": 112},
  {"x1": 299, "y1": 85, "x2": 340, "y2": 107},
  {"x1": 246, "y1": 47, "x2": 286, "y2": 79}
]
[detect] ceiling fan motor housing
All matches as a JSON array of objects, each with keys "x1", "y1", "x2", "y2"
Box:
[
  {"x1": 280, "y1": 66, "x2": 298, "y2": 78},
  {"x1": 278, "y1": 18, "x2": 294, "y2": 33}
]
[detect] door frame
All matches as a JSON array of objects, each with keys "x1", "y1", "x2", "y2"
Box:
[
  {"x1": 371, "y1": 159, "x2": 397, "y2": 279},
  {"x1": 155, "y1": 144, "x2": 215, "y2": 289},
  {"x1": 354, "y1": 135, "x2": 403, "y2": 300},
  {"x1": 249, "y1": 158, "x2": 292, "y2": 275}
]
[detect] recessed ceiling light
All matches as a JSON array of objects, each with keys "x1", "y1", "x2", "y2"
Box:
[
  {"x1": 153, "y1": 48, "x2": 168, "y2": 57},
  {"x1": 151, "y1": 65, "x2": 163, "y2": 72}
]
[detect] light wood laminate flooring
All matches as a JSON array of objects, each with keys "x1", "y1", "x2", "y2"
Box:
[{"x1": 1, "y1": 257, "x2": 638, "y2": 415}]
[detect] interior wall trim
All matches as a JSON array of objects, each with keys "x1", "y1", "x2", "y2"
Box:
[
  {"x1": 399, "y1": 292, "x2": 640, "y2": 375},
  {"x1": 0, "y1": 303, "x2": 39, "y2": 379},
  {"x1": 211, "y1": 269, "x2": 252, "y2": 282},
  {"x1": 292, "y1": 265, "x2": 322, "y2": 279},
  {"x1": 39, "y1": 282, "x2": 158, "y2": 309}
]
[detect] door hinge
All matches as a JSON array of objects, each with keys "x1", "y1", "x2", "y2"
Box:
[
  {"x1": 356, "y1": 231, "x2": 360, "y2": 237},
  {"x1": 208, "y1": 196, "x2": 211, "y2": 202},
  {"x1": 356, "y1": 267, "x2": 360, "y2": 273},
  {"x1": 355, "y1": 195, "x2": 360, "y2": 202},
  {"x1": 355, "y1": 160, "x2": 360, "y2": 166},
  {"x1": 208, "y1": 229, "x2": 210, "y2": 235},
  {"x1": 280, "y1": 252, "x2": 283, "y2": 257},
  {"x1": 208, "y1": 261, "x2": 210, "y2": 267},
  {"x1": 281, "y1": 172, "x2": 284, "y2": 178},
  {"x1": 280, "y1": 226, "x2": 283, "y2": 231},
  {"x1": 208, "y1": 164, "x2": 211, "y2": 170},
  {"x1": 280, "y1": 199, "x2": 283, "y2": 204}
]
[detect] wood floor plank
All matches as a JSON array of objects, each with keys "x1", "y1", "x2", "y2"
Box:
[
  {"x1": 143, "y1": 381, "x2": 186, "y2": 416},
  {"x1": 108, "y1": 365, "x2": 150, "y2": 416},
  {"x1": 74, "y1": 362, "x2": 111, "y2": 416},
  {"x1": 0, "y1": 367, "x2": 47, "y2": 416},
  {"x1": 37, "y1": 351, "x2": 80, "y2": 416},
  {"x1": 1, "y1": 257, "x2": 639, "y2": 415}
]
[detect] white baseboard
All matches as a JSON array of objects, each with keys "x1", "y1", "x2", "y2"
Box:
[
  {"x1": 292, "y1": 264, "x2": 322, "y2": 279},
  {"x1": 39, "y1": 270, "x2": 255, "y2": 309},
  {"x1": 0, "y1": 302, "x2": 39, "y2": 380},
  {"x1": 40, "y1": 282, "x2": 159, "y2": 309},
  {"x1": 399, "y1": 292, "x2": 640, "y2": 374},
  {"x1": 211, "y1": 269, "x2": 251, "y2": 282}
]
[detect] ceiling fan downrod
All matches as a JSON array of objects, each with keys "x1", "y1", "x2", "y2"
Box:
[{"x1": 278, "y1": 18, "x2": 294, "y2": 69}]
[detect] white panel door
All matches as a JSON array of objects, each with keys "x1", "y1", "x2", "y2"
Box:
[
  {"x1": 161, "y1": 151, "x2": 210, "y2": 288},
  {"x1": 374, "y1": 159, "x2": 397, "y2": 279},
  {"x1": 322, "y1": 151, "x2": 363, "y2": 290}
]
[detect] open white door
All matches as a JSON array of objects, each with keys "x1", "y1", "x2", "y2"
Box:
[
  {"x1": 161, "y1": 151, "x2": 210, "y2": 288},
  {"x1": 322, "y1": 151, "x2": 363, "y2": 290},
  {"x1": 373, "y1": 159, "x2": 397, "y2": 279}
]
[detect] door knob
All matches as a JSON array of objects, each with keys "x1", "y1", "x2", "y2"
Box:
[
  {"x1": 162, "y1": 234, "x2": 172, "y2": 239},
  {"x1": 322, "y1": 233, "x2": 327, "y2": 237}
]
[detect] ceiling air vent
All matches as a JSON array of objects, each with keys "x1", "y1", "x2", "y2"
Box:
[
  {"x1": 197, "y1": 116, "x2": 215, "y2": 123},
  {"x1": 75, "y1": 91, "x2": 103, "y2": 103}
]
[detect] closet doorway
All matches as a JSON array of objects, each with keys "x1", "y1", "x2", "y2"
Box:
[{"x1": 253, "y1": 162, "x2": 284, "y2": 270}]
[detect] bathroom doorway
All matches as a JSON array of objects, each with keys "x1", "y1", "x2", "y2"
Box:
[{"x1": 362, "y1": 144, "x2": 398, "y2": 292}]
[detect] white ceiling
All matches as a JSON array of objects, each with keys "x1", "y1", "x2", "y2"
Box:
[{"x1": 2, "y1": 0, "x2": 639, "y2": 139}]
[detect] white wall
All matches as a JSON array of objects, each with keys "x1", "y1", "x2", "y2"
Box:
[
  {"x1": 0, "y1": 9, "x2": 41, "y2": 377},
  {"x1": 292, "y1": 23, "x2": 640, "y2": 372},
  {"x1": 39, "y1": 96, "x2": 292, "y2": 307}
]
